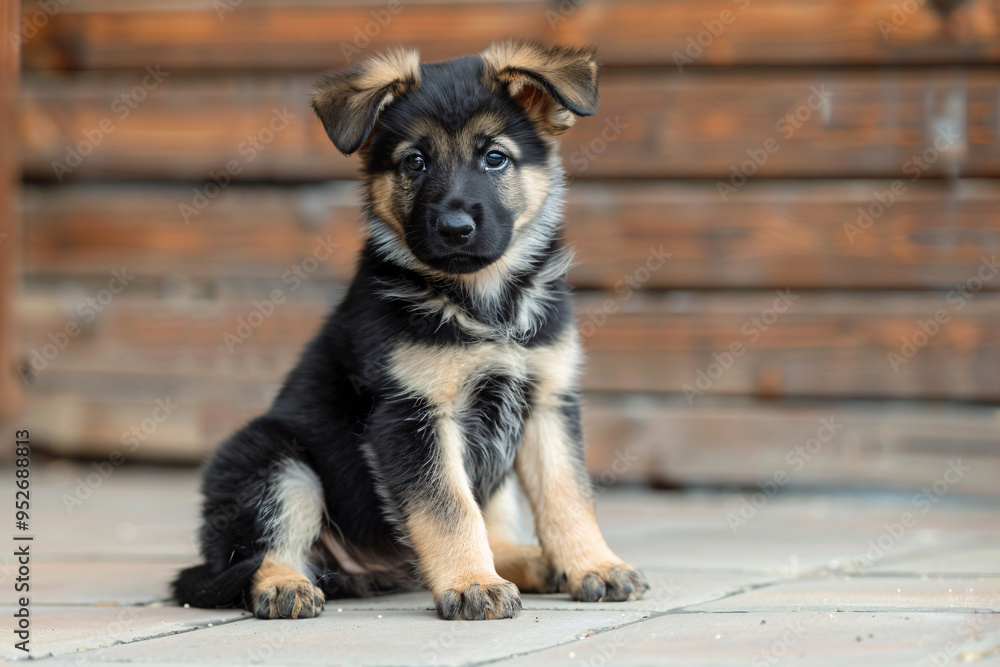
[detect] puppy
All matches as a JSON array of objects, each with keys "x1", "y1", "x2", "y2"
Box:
[{"x1": 173, "y1": 38, "x2": 648, "y2": 621}]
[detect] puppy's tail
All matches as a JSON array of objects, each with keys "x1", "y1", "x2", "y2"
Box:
[{"x1": 171, "y1": 556, "x2": 263, "y2": 609}]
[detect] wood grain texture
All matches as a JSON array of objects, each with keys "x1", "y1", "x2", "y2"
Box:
[
  {"x1": 21, "y1": 379, "x2": 1000, "y2": 496},
  {"x1": 1, "y1": 1, "x2": 22, "y2": 421},
  {"x1": 554, "y1": 0, "x2": 1000, "y2": 67},
  {"x1": 13, "y1": 0, "x2": 1000, "y2": 492},
  {"x1": 21, "y1": 181, "x2": 1000, "y2": 290},
  {"x1": 20, "y1": 1, "x2": 549, "y2": 71},
  {"x1": 583, "y1": 396, "x2": 1000, "y2": 496},
  {"x1": 19, "y1": 69, "x2": 1000, "y2": 181},
  {"x1": 19, "y1": 0, "x2": 1000, "y2": 71},
  {"x1": 16, "y1": 290, "x2": 1000, "y2": 401}
]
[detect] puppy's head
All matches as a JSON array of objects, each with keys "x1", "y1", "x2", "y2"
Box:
[{"x1": 311, "y1": 39, "x2": 599, "y2": 276}]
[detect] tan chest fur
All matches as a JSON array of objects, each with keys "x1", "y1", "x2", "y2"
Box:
[{"x1": 387, "y1": 329, "x2": 581, "y2": 415}]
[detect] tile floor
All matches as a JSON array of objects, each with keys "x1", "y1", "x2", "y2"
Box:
[{"x1": 1, "y1": 464, "x2": 997, "y2": 665}]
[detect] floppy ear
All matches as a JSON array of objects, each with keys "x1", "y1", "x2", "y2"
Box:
[
  {"x1": 480, "y1": 39, "x2": 599, "y2": 134},
  {"x1": 311, "y1": 49, "x2": 422, "y2": 155}
]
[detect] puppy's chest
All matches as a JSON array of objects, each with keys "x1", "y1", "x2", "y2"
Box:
[{"x1": 388, "y1": 336, "x2": 579, "y2": 497}]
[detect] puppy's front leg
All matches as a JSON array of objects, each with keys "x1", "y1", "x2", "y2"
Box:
[
  {"x1": 516, "y1": 394, "x2": 649, "y2": 602},
  {"x1": 367, "y1": 401, "x2": 520, "y2": 620}
]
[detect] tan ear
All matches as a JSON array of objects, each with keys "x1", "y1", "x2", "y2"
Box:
[
  {"x1": 481, "y1": 39, "x2": 599, "y2": 134},
  {"x1": 311, "y1": 49, "x2": 422, "y2": 155}
]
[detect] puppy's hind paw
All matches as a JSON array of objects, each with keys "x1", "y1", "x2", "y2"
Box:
[{"x1": 571, "y1": 563, "x2": 649, "y2": 603}]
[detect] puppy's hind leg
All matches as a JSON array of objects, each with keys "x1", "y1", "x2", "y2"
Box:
[{"x1": 251, "y1": 459, "x2": 327, "y2": 619}]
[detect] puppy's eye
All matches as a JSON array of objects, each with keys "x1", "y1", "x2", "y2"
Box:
[
  {"x1": 484, "y1": 150, "x2": 508, "y2": 170},
  {"x1": 403, "y1": 154, "x2": 426, "y2": 172}
]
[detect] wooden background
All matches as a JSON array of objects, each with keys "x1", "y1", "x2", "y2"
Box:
[{"x1": 10, "y1": 0, "x2": 1000, "y2": 493}]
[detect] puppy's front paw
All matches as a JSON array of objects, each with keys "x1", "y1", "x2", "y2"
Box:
[
  {"x1": 435, "y1": 579, "x2": 522, "y2": 620},
  {"x1": 569, "y1": 563, "x2": 648, "y2": 602},
  {"x1": 252, "y1": 575, "x2": 325, "y2": 619}
]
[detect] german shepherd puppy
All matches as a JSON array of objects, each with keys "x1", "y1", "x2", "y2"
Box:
[{"x1": 173, "y1": 38, "x2": 648, "y2": 621}]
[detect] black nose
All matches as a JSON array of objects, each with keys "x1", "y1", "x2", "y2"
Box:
[{"x1": 436, "y1": 211, "x2": 476, "y2": 247}]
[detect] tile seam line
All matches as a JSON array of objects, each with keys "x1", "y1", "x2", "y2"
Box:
[
  {"x1": 469, "y1": 579, "x2": 791, "y2": 666},
  {"x1": 473, "y1": 607, "x2": 1000, "y2": 666},
  {"x1": 471, "y1": 612, "x2": 670, "y2": 667},
  {"x1": 827, "y1": 534, "x2": 1000, "y2": 574},
  {"x1": 15, "y1": 612, "x2": 255, "y2": 664}
]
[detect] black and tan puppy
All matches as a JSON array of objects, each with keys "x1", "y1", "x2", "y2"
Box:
[{"x1": 173, "y1": 38, "x2": 648, "y2": 621}]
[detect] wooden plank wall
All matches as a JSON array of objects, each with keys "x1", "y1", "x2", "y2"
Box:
[
  {"x1": 1, "y1": 0, "x2": 22, "y2": 427},
  {"x1": 15, "y1": 0, "x2": 1000, "y2": 492}
]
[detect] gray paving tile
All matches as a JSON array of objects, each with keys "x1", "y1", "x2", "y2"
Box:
[
  {"x1": 497, "y1": 611, "x2": 1000, "y2": 667},
  {"x1": 0, "y1": 605, "x2": 250, "y2": 661},
  {"x1": 869, "y1": 540, "x2": 1000, "y2": 576},
  {"x1": 325, "y1": 589, "x2": 432, "y2": 612},
  {"x1": 322, "y1": 571, "x2": 778, "y2": 614},
  {"x1": 688, "y1": 575, "x2": 1000, "y2": 613},
  {"x1": 609, "y1": 528, "x2": 945, "y2": 575},
  {"x1": 597, "y1": 491, "x2": 1000, "y2": 540},
  {"x1": 16, "y1": 464, "x2": 200, "y2": 560},
  {"x1": 36, "y1": 609, "x2": 652, "y2": 666},
  {"x1": 521, "y1": 571, "x2": 779, "y2": 613},
  {"x1": 601, "y1": 495, "x2": 999, "y2": 576},
  {"x1": 0, "y1": 560, "x2": 194, "y2": 606}
]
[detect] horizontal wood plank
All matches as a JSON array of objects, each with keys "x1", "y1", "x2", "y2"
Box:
[
  {"x1": 19, "y1": 0, "x2": 1000, "y2": 71},
  {"x1": 20, "y1": 1, "x2": 551, "y2": 71},
  {"x1": 22, "y1": 380, "x2": 1000, "y2": 495},
  {"x1": 16, "y1": 290, "x2": 1000, "y2": 400},
  {"x1": 19, "y1": 70, "x2": 1000, "y2": 181},
  {"x1": 556, "y1": 0, "x2": 1000, "y2": 67},
  {"x1": 21, "y1": 181, "x2": 1000, "y2": 290},
  {"x1": 581, "y1": 291, "x2": 999, "y2": 400},
  {"x1": 584, "y1": 397, "x2": 1000, "y2": 496}
]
